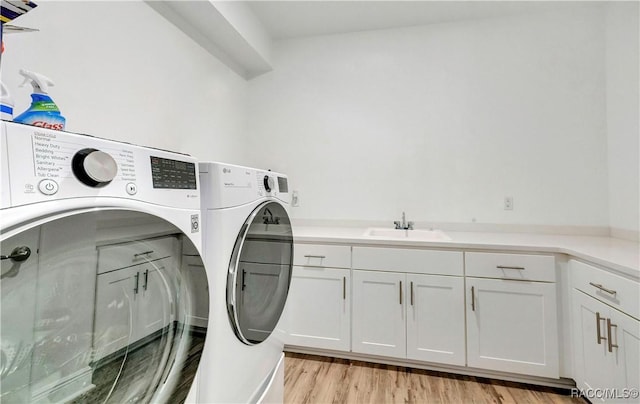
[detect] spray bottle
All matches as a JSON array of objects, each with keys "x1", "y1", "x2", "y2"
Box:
[
  {"x1": 1, "y1": 81, "x2": 13, "y2": 121},
  {"x1": 14, "y1": 69, "x2": 65, "y2": 130}
]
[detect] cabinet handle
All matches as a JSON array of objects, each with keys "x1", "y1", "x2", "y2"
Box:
[
  {"x1": 134, "y1": 250, "x2": 154, "y2": 258},
  {"x1": 343, "y1": 276, "x2": 346, "y2": 300},
  {"x1": 496, "y1": 265, "x2": 525, "y2": 270},
  {"x1": 410, "y1": 281, "x2": 414, "y2": 306},
  {"x1": 589, "y1": 282, "x2": 617, "y2": 296},
  {"x1": 134, "y1": 272, "x2": 140, "y2": 295},
  {"x1": 143, "y1": 269, "x2": 149, "y2": 291},
  {"x1": 242, "y1": 269, "x2": 247, "y2": 291},
  {"x1": 399, "y1": 281, "x2": 403, "y2": 305},
  {"x1": 596, "y1": 312, "x2": 607, "y2": 344},
  {"x1": 606, "y1": 318, "x2": 619, "y2": 352},
  {"x1": 471, "y1": 286, "x2": 475, "y2": 311},
  {"x1": 304, "y1": 255, "x2": 325, "y2": 259}
]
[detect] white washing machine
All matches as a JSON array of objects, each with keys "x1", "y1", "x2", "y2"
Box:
[
  {"x1": 198, "y1": 162, "x2": 293, "y2": 404},
  {"x1": 0, "y1": 121, "x2": 211, "y2": 403}
]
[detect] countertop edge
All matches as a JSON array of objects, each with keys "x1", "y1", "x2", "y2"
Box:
[{"x1": 292, "y1": 231, "x2": 640, "y2": 280}]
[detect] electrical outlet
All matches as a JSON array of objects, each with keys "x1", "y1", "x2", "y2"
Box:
[
  {"x1": 291, "y1": 190, "x2": 299, "y2": 207},
  {"x1": 504, "y1": 196, "x2": 514, "y2": 210}
]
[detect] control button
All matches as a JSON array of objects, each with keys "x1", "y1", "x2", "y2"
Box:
[
  {"x1": 38, "y1": 179, "x2": 59, "y2": 195},
  {"x1": 126, "y1": 182, "x2": 137, "y2": 195}
]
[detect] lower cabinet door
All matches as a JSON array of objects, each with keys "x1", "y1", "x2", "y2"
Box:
[
  {"x1": 571, "y1": 289, "x2": 612, "y2": 401},
  {"x1": 283, "y1": 266, "x2": 350, "y2": 351},
  {"x1": 136, "y1": 259, "x2": 173, "y2": 342},
  {"x1": 611, "y1": 309, "x2": 640, "y2": 403},
  {"x1": 93, "y1": 267, "x2": 138, "y2": 360},
  {"x1": 352, "y1": 270, "x2": 406, "y2": 358},
  {"x1": 406, "y1": 274, "x2": 465, "y2": 366},
  {"x1": 466, "y1": 278, "x2": 559, "y2": 378}
]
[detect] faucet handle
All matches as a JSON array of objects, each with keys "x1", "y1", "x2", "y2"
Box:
[
  {"x1": 407, "y1": 221, "x2": 414, "y2": 230},
  {"x1": 393, "y1": 221, "x2": 402, "y2": 229}
]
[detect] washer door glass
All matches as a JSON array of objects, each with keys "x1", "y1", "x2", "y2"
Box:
[
  {"x1": 227, "y1": 201, "x2": 293, "y2": 345},
  {"x1": 0, "y1": 210, "x2": 208, "y2": 404}
]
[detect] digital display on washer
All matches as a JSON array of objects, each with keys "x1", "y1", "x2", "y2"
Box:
[
  {"x1": 150, "y1": 156, "x2": 197, "y2": 189},
  {"x1": 277, "y1": 177, "x2": 288, "y2": 193}
]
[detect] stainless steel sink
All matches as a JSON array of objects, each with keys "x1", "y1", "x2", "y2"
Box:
[{"x1": 364, "y1": 227, "x2": 451, "y2": 241}]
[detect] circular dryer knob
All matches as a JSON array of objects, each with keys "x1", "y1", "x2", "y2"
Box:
[
  {"x1": 72, "y1": 148, "x2": 118, "y2": 187},
  {"x1": 263, "y1": 175, "x2": 275, "y2": 192}
]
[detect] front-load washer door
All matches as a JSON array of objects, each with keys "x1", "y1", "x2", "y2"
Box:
[
  {"x1": 0, "y1": 210, "x2": 208, "y2": 404},
  {"x1": 227, "y1": 201, "x2": 293, "y2": 345}
]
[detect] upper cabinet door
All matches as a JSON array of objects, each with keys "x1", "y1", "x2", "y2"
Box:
[
  {"x1": 352, "y1": 270, "x2": 406, "y2": 358},
  {"x1": 406, "y1": 273, "x2": 465, "y2": 366},
  {"x1": 466, "y1": 278, "x2": 559, "y2": 378}
]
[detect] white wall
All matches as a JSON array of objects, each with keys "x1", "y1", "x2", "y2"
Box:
[
  {"x1": 605, "y1": 2, "x2": 640, "y2": 237},
  {"x1": 1, "y1": 1, "x2": 248, "y2": 163},
  {"x1": 247, "y1": 6, "x2": 610, "y2": 227}
]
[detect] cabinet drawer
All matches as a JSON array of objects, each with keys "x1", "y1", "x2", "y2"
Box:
[
  {"x1": 352, "y1": 247, "x2": 463, "y2": 276},
  {"x1": 571, "y1": 259, "x2": 639, "y2": 319},
  {"x1": 465, "y1": 252, "x2": 555, "y2": 282},
  {"x1": 293, "y1": 244, "x2": 351, "y2": 268},
  {"x1": 98, "y1": 236, "x2": 176, "y2": 274}
]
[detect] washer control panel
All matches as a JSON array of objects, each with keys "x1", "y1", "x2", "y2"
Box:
[{"x1": 1, "y1": 122, "x2": 200, "y2": 210}]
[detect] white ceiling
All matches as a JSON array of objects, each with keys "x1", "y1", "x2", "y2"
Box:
[{"x1": 247, "y1": 1, "x2": 601, "y2": 40}]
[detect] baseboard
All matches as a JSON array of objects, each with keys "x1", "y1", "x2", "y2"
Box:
[
  {"x1": 610, "y1": 227, "x2": 640, "y2": 242},
  {"x1": 284, "y1": 346, "x2": 576, "y2": 390}
]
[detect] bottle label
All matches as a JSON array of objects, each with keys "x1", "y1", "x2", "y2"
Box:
[{"x1": 30, "y1": 100, "x2": 60, "y2": 113}]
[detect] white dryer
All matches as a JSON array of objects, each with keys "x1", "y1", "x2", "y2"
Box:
[
  {"x1": 0, "y1": 122, "x2": 210, "y2": 403},
  {"x1": 198, "y1": 162, "x2": 293, "y2": 404}
]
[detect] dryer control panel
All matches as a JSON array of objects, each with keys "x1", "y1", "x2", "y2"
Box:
[
  {"x1": 199, "y1": 162, "x2": 289, "y2": 210},
  {"x1": 0, "y1": 121, "x2": 200, "y2": 210}
]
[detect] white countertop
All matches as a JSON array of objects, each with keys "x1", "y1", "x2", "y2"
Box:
[{"x1": 292, "y1": 226, "x2": 640, "y2": 279}]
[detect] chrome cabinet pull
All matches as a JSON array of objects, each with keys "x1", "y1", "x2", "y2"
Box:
[
  {"x1": 143, "y1": 269, "x2": 149, "y2": 291},
  {"x1": 134, "y1": 250, "x2": 154, "y2": 258},
  {"x1": 134, "y1": 272, "x2": 140, "y2": 294},
  {"x1": 242, "y1": 269, "x2": 247, "y2": 291},
  {"x1": 589, "y1": 282, "x2": 617, "y2": 296},
  {"x1": 606, "y1": 318, "x2": 618, "y2": 352},
  {"x1": 496, "y1": 265, "x2": 525, "y2": 270},
  {"x1": 471, "y1": 286, "x2": 475, "y2": 311},
  {"x1": 410, "y1": 282, "x2": 414, "y2": 306},
  {"x1": 596, "y1": 312, "x2": 607, "y2": 344},
  {"x1": 343, "y1": 276, "x2": 346, "y2": 300},
  {"x1": 0, "y1": 246, "x2": 31, "y2": 263},
  {"x1": 304, "y1": 255, "x2": 325, "y2": 259},
  {"x1": 399, "y1": 281, "x2": 403, "y2": 305}
]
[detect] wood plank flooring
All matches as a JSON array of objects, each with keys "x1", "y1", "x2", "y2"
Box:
[{"x1": 284, "y1": 353, "x2": 585, "y2": 404}]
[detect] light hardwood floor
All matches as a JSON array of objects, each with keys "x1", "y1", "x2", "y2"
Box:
[{"x1": 284, "y1": 353, "x2": 585, "y2": 404}]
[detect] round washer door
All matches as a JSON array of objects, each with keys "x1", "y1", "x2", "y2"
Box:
[
  {"x1": 0, "y1": 210, "x2": 208, "y2": 404},
  {"x1": 227, "y1": 201, "x2": 293, "y2": 345}
]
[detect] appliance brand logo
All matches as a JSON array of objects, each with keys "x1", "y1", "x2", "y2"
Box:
[{"x1": 223, "y1": 168, "x2": 231, "y2": 174}]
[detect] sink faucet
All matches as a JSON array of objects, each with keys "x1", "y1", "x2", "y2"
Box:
[{"x1": 394, "y1": 211, "x2": 414, "y2": 230}]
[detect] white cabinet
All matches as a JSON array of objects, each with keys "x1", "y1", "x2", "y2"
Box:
[
  {"x1": 406, "y1": 273, "x2": 465, "y2": 366},
  {"x1": 93, "y1": 236, "x2": 177, "y2": 361},
  {"x1": 466, "y1": 277, "x2": 559, "y2": 378},
  {"x1": 571, "y1": 260, "x2": 640, "y2": 402},
  {"x1": 465, "y1": 251, "x2": 558, "y2": 378},
  {"x1": 282, "y1": 244, "x2": 351, "y2": 351},
  {"x1": 352, "y1": 270, "x2": 406, "y2": 357},
  {"x1": 351, "y1": 247, "x2": 465, "y2": 364}
]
